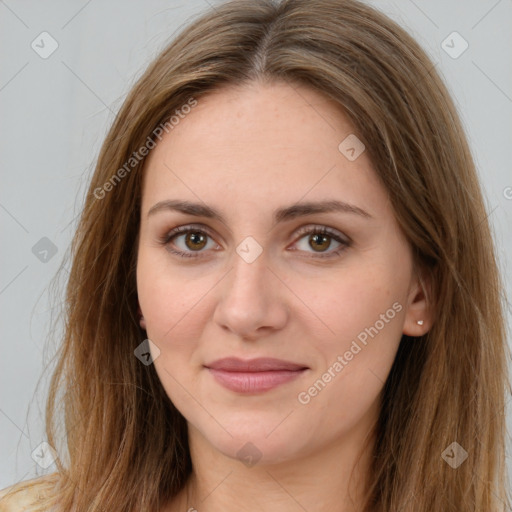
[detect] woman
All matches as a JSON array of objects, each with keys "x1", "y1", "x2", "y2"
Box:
[{"x1": 1, "y1": 0, "x2": 510, "y2": 510}]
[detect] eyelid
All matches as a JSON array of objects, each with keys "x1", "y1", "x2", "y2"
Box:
[
  {"x1": 291, "y1": 224, "x2": 351, "y2": 245},
  {"x1": 161, "y1": 223, "x2": 350, "y2": 243},
  {"x1": 159, "y1": 223, "x2": 221, "y2": 251},
  {"x1": 159, "y1": 222, "x2": 351, "y2": 259}
]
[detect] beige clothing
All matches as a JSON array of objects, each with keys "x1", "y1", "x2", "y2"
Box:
[{"x1": 0, "y1": 477, "x2": 52, "y2": 511}]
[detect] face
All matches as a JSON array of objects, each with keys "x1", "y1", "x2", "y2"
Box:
[{"x1": 136, "y1": 80, "x2": 429, "y2": 465}]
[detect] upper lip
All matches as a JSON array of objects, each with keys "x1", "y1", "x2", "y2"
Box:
[{"x1": 205, "y1": 357, "x2": 308, "y2": 372}]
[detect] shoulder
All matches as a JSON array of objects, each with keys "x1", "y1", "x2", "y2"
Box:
[{"x1": 0, "y1": 475, "x2": 58, "y2": 511}]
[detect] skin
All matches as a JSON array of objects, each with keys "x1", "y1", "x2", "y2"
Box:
[{"x1": 136, "y1": 80, "x2": 432, "y2": 512}]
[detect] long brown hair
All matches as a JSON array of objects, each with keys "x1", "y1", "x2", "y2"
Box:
[{"x1": 3, "y1": 0, "x2": 510, "y2": 510}]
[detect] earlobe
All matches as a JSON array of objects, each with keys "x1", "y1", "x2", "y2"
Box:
[
  {"x1": 137, "y1": 304, "x2": 147, "y2": 330},
  {"x1": 402, "y1": 273, "x2": 433, "y2": 337}
]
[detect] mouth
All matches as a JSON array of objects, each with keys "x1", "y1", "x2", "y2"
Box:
[{"x1": 204, "y1": 357, "x2": 309, "y2": 394}]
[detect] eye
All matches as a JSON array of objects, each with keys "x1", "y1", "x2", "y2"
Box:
[
  {"x1": 158, "y1": 224, "x2": 351, "y2": 260},
  {"x1": 158, "y1": 224, "x2": 219, "y2": 258},
  {"x1": 291, "y1": 225, "x2": 350, "y2": 259}
]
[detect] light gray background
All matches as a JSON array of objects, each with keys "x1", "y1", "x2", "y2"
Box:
[{"x1": 1, "y1": 0, "x2": 511, "y2": 497}]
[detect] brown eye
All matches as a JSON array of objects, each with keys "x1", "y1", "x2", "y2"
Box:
[
  {"x1": 159, "y1": 225, "x2": 219, "y2": 258},
  {"x1": 184, "y1": 231, "x2": 207, "y2": 251},
  {"x1": 159, "y1": 224, "x2": 350, "y2": 260},
  {"x1": 292, "y1": 225, "x2": 350, "y2": 259},
  {"x1": 309, "y1": 233, "x2": 331, "y2": 252}
]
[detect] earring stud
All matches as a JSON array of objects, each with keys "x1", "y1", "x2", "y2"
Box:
[{"x1": 417, "y1": 320, "x2": 424, "y2": 325}]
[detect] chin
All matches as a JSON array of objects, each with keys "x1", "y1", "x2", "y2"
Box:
[{"x1": 199, "y1": 420, "x2": 310, "y2": 467}]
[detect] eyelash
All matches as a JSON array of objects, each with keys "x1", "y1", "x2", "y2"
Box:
[{"x1": 157, "y1": 224, "x2": 351, "y2": 260}]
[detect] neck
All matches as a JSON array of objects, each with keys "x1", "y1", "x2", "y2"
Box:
[{"x1": 167, "y1": 417, "x2": 378, "y2": 512}]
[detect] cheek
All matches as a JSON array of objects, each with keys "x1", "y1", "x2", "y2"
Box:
[
  {"x1": 137, "y1": 249, "x2": 205, "y2": 336},
  {"x1": 136, "y1": 255, "x2": 205, "y2": 401},
  {"x1": 301, "y1": 265, "x2": 405, "y2": 398},
  {"x1": 290, "y1": 279, "x2": 404, "y2": 453},
  {"x1": 136, "y1": 249, "x2": 226, "y2": 394},
  {"x1": 305, "y1": 264, "x2": 402, "y2": 346}
]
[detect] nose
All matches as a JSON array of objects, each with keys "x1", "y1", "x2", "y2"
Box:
[{"x1": 212, "y1": 246, "x2": 289, "y2": 341}]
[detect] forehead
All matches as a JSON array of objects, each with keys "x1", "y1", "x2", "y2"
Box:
[
  {"x1": 150, "y1": 81, "x2": 355, "y2": 160},
  {"x1": 141, "y1": 81, "x2": 386, "y2": 218}
]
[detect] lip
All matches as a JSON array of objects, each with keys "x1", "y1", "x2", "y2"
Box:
[
  {"x1": 204, "y1": 357, "x2": 309, "y2": 393},
  {"x1": 205, "y1": 357, "x2": 308, "y2": 372}
]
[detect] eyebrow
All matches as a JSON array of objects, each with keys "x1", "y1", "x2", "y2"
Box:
[{"x1": 147, "y1": 199, "x2": 373, "y2": 227}]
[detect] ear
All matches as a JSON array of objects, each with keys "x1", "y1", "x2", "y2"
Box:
[
  {"x1": 402, "y1": 270, "x2": 433, "y2": 337},
  {"x1": 137, "y1": 304, "x2": 147, "y2": 330}
]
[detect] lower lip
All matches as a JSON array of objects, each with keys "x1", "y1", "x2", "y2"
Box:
[{"x1": 206, "y1": 368, "x2": 307, "y2": 393}]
